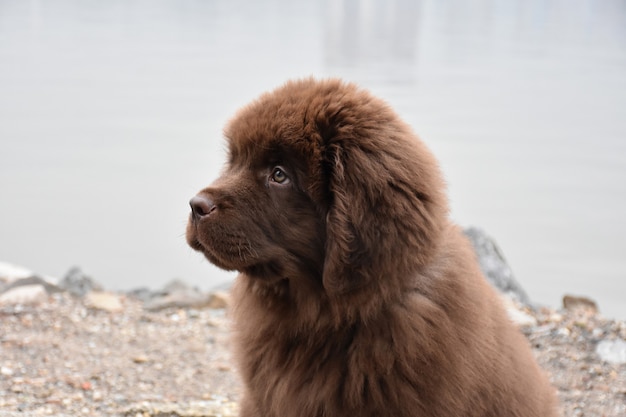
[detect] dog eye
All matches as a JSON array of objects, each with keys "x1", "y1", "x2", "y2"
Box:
[{"x1": 270, "y1": 167, "x2": 289, "y2": 184}]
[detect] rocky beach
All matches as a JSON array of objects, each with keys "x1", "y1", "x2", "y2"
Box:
[{"x1": 1, "y1": 229, "x2": 625, "y2": 417}]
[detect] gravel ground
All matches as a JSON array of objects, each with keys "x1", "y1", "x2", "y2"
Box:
[
  {"x1": 1, "y1": 293, "x2": 240, "y2": 416},
  {"x1": 1, "y1": 292, "x2": 625, "y2": 417}
]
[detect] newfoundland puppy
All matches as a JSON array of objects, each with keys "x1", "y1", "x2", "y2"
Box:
[{"x1": 186, "y1": 79, "x2": 558, "y2": 417}]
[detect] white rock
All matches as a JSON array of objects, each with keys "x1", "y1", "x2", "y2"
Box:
[
  {"x1": 0, "y1": 262, "x2": 59, "y2": 287},
  {"x1": 85, "y1": 291, "x2": 124, "y2": 313},
  {"x1": 0, "y1": 284, "x2": 47, "y2": 306},
  {"x1": 501, "y1": 295, "x2": 537, "y2": 327},
  {"x1": 207, "y1": 291, "x2": 230, "y2": 309},
  {"x1": 596, "y1": 339, "x2": 626, "y2": 365},
  {"x1": 144, "y1": 291, "x2": 211, "y2": 311},
  {"x1": 557, "y1": 327, "x2": 571, "y2": 337},
  {"x1": 0, "y1": 261, "x2": 34, "y2": 282},
  {"x1": 506, "y1": 307, "x2": 538, "y2": 327}
]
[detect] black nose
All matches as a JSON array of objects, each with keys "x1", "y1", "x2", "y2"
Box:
[{"x1": 189, "y1": 194, "x2": 216, "y2": 220}]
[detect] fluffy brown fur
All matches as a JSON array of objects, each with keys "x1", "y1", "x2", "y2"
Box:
[{"x1": 186, "y1": 78, "x2": 558, "y2": 417}]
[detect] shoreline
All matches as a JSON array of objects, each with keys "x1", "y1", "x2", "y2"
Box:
[{"x1": 1, "y1": 255, "x2": 625, "y2": 416}]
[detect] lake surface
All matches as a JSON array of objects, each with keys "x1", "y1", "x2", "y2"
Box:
[{"x1": 1, "y1": 0, "x2": 625, "y2": 318}]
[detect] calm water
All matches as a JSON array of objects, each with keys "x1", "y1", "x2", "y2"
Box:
[{"x1": 1, "y1": 0, "x2": 625, "y2": 318}]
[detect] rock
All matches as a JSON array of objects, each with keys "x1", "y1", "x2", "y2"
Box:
[
  {"x1": 1, "y1": 275, "x2": 61, "y2": 295},
  {"x1": 507, "y1": 308, "x2": 538, "y2": 327},
  {"x1": 0, "y1": 262, "x2": 60, "y2": 297},
  {"x1": 0, "y1": 261, "x2": 34, "y2": 283},
  {"x1": 563, "y1": 294, "x2": 598, "y2": 313},
  {"x1": 0, "y1": 284, "x2": 47, "y2": 306},
  {"x1": 144, "y1": 291, "x2": 211, "y2": 312},
  {"x1": 143, "y1": 280, "x2": 211, "y2": 311},
  {"x1": 206, "y1": 291, "x2": 230, "y2": 309},
  {"x1": 501, "y1": 296, "x2": 538, "y2": 327},
  {"x1": 60, "y1": 267, "x2": 103, "y2": 297},
  {"x1": 162, "y1": 279, "x2": 192, "y2": 294},
  {"x1": 84, "y1": 291, "x2": 124, "y2": 313},
  {"x1": 463, "y1": 227, "x2": 531, "y2": 305},
  {"x1": 596, "y1": 338, "x2": 626, "y2": 365},
  {"x1": 132, "y1": 354, "x2": 150, "y2": 364},
  {"x1": 126, "y1": 287, "x2": 154, "y2": 303}
]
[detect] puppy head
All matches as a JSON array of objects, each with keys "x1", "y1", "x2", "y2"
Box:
[
  {"x1": 185, "y1": 139, "x2": 326, "y2": 286},
  {"x1": 187, "y1": 78, "x2": 448, "y2": 297}
]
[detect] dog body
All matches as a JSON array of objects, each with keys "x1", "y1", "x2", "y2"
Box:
[{"x1": 187, "y1": 79, "x2": 558, "y2": 417}]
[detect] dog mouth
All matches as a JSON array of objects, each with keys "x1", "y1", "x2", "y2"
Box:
[
  {"x1": 188, "y1": 224, "x2": 290, "y2": 286},
  {"x1": 193, "y1": 239, "x2": 244, "y2": 272},
  {"x1": 193, "y1": 239, "x2": 285, "y2": 285},
  {"x1": 187, "y1": 219, "x2": 259, "y2": 272}
]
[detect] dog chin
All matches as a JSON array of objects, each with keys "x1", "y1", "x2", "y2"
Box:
[
  {"x1": 204, "y1": 250, "x2": 245, "y2": 272},
  {"x1": 189, "y1": 239, "x2": 242, "y2": 272},
  {"x1": 197, "y1": 244, "x2": 285, "y2": 281}
]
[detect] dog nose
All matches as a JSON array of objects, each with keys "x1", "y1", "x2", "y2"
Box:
[{"x1": 189, "y1": 194, "x2": 216, "y2": 219}]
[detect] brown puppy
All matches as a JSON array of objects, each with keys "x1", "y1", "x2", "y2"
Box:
[{"x1": 187, "y1": 79, "x2": 558, "y2": 417}]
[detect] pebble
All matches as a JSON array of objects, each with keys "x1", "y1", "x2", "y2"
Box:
[
  {"x1": 206, "y1": 291, "x2": 230, "y2": 309},
  {"x1": 557, "y1": 327, "x2": 571, "y2": 337},
  {"x1": 143, "y1": 290, "x2": 212, "y2": 311},
  {"x1": 0, "y1": 284, "x2": 47, "y2": 306},
  {"x1": 132, "y1": 355, "x2": 150, "y2": 364},
  {"x1": 596, "y1": 338, "x2": 626, "y2": 365},
  {"x1": 563, "y1": 294, "x2": 599, "y2": 313},
  {"x1": 59, "y1": 267, "x2": 103, "y2": 297},
  {"x1": 0, "y1": 261, "x2": 35, "y2": 282},
  {"x1": 501, "y1": 296, "x2": 538, "y2": 327},
  {"x1": 84, "y1": 291, "x2": 124, "y2": 313}
]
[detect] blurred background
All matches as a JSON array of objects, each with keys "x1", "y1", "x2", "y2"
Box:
[{"x1": 1, "y1": 0, "x2": 625, "y2": 318}]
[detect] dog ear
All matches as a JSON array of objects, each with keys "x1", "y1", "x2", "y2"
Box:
[
  {"x1": 320, "y1": 121, "x2": 447, "y2": 297},
  {"x1": 323, "y1": 140, "x2": 387, "y2": 295},
  {"x1": 321, "y1": 141, "x2": 369, "y2": 295}
]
